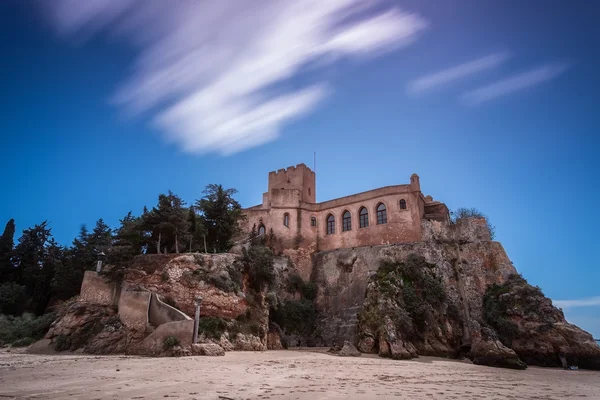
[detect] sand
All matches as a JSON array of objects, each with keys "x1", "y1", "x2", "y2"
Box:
[{"x1": 1, "y1": 348, "x2": 599, "y2": 399}]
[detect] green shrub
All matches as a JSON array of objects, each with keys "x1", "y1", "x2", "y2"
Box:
[
  {"x1": 271, "y1": 300, "x2": 316, "y2": 336},
  {"x1": 287, "y1": 274, "x2": 304, "y2": 293},
  {"x1": 482, "y1": 274, "x2": 532, "y2": 346},
  {"x1": 301, "y1": 282, "x2": 318, "y2": 301},
  {"x1": 241, "y1": 244, "x2": 275, "y2": 292},
  {"x1": 163, "y1": 336, "x2": 179, "y2": 349},
  {"x1": 359, "y1": 254, "x2": 448, "y2": 339},
  {"x1": 451, "y1": 207, "x2": 496, "y2": 240},
  {"x1": 54, "y1": 335, "x2": 70, "y2": 351},
  {"x1": 198, "y1": 316, "x2": 228, "y2": 340},
  {"x1": 286, "y1": 274, "x2": 318, "y2": 301},
  {"x1": 11, "y1": 337, "x2": 35, "y2": 347},
  {"x1": 0, "y1": 312, "x2": 56, "y2": 345},
  {"x1": 0, "y1": 282, "x2": 27, "y2": 316}
]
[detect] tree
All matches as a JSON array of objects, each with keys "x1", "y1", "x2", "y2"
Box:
[
  {"x1": 0, "y1": 219, "x2": 16, "y2": 282},
  {"x1": 187, "y1": 206, "x2": 206, "y2": 252},
  {"x1": 0, "y1": 282, "x2": 27, "y2": 315},
  {"x1": 13, "y1": 222, "x2": 64, "y2": 314},
  {"x1": 114, "y1": 211, "x2": 145, "y2": 256},
  {"x1": 88, "y1": 218, "x2": 113, "y2": 252},
  {"x1": 451, "y1": 207, "x2": 496, "y2": 240},
  {"x1": 142, "y1": 191, "x2": 190, "y2": 254},
  {"x1": 51, "y1": 226, "x2": 90, "y2": 301},
  {"x1": 195, "y1": 184, "x2": 244, "y2": 253}
]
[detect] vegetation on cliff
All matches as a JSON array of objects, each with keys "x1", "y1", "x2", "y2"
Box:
[
  {"x1": 451, "y1": 207, "x2": 496, "y2": 240},
  {"x1": 357, "y1": 254, "x2": 462, "y2": 358},
  {"x1": 360, "y1": 255, "x2": 449, "y2": 338},
  {"x1": 0, "y1": 184, "x2": 243, "y2": 324}
]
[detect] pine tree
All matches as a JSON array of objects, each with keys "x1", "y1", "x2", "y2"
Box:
[
  {"x1": 0, "y1": 218, "x2": 16, "y2": 281},
  {"x1": 13, "y1": 221, "x2": 64, "y2": 314},
  {"x1": 195, "y1": 184, "x2": 244, "y2": 253},
  {"x1": 143, "y1": 191, "x2": 190, "y2": 254},
  {"x1": 52, "y1": 226, "x2": 90, "y2": 300}
]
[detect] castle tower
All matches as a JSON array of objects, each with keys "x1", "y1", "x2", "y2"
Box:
[
  {"x1": 268, "y1": 163, "x2": 316, "y2": 204},
  {"x1": 410, "y1": 173, "x2": 421, "y2": 192}
]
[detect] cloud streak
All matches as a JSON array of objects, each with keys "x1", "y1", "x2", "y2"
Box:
[
  {"x1": 461, "y1": 63, "x2": 569, "y2": 106},
  {"x1": 407, "y1": 52, "x2": 509, "y2": 94},
  {"x1": 46, "y1": 0, "x2": 428, "y2": 155},
  {"x1": 553, "y1": 296, "x2": 600, "y2": 310}
]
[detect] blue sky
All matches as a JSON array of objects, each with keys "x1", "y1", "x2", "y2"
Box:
[{"x1": 1, "y1": 1, "x2": 598, "y2": 337}]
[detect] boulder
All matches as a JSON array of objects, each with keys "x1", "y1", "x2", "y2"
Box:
[
  {"x1": 377, "y1": 316, "x2": 418, "y2": 360},
  {"x1": 191, "y1": 343, "x2": 225, "y2": 356},
  {"x1": 469, "y1": 327, "x2": 526, "y2": 370},
  {"x1": 338, "y1": 341, "x2": 361, "y2": 357},
  {"x1": 357, "y1": 336, "x2": 376, "y2": 353},
  {"x1": 232, "y1": 333, "x2": 266, "y2": 351}
]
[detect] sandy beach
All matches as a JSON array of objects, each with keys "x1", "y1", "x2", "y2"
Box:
[{"x1": 1, "y1": 349, "x2": 599, "y2": 400}]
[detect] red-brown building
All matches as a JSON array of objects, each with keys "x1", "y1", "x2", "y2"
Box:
[{"x1": 241, "y1": 164, "x2": 449, "y2": 252}]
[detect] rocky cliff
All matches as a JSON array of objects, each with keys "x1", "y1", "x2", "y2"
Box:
[
  {"x1": 309, "y1": 219, "x2": 600, "y2": 369},
  {"x1": 41, "y1": 218, "x2": 600, "y2": 369}
]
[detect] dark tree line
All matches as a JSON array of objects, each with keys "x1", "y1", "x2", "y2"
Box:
[{"x1": 0, "y1": 184, "x2": 243, "y2": 317}]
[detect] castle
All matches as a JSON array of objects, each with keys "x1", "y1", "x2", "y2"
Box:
[{"x1": 241, "y1": 164, "x2": 450, "y2": 252}]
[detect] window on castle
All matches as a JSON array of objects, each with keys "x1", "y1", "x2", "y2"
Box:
[
  {"x1": 326, "y1": 214, "x2": 335, "y2": 235},
  {"x1": 311, "y1": 217, "x2": 317, "y2": 227},
  {"x1": 376, "y1": 203, "x2": 387, "y2": 225},
  {"x1": 283, "y1": 213, "x2": 290, "y2": 228},
  {"x1": 359, "y1": 207, "x2": 369, "y2": 228},
  {"x1": 342, "y1": 211, "x2": 351, "y2": 231},
  {"x1": 399, "y1": 199, "x2": 407, "y2": 210},
  {"x1": 258, "y1": 224, "x2": 266, "y2": 236}
]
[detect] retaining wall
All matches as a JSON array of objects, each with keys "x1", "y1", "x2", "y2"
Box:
[{"x1": 79, "y1": 271, "x2": 119, "y2": 306}]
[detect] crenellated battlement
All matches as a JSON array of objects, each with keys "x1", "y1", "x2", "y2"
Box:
[
  {"x1": 269, "y1": 163, "x2": 313, "y2": 177},
  {"x1": 268, "y1": 163, "x2": 316, "y2": 203}
]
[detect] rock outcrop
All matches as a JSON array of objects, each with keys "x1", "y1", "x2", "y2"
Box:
[
  {"x1": 312, "y1": 219, "x2": 600, "y2": 370},
  {"x1": 469, "y1": 325, "x2": 526, "y2": 370},
  {"x1": 481, "y1": 274, "x2": 600, "y2": 370},
  {"x1": 45, "y1": 301, "x2": 137, "y2": 354}
]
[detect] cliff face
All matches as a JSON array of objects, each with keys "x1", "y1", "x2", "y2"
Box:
[
  {"x1": 309, "y1": 218, "x2": 600, "y2": 370},
  {"x1": 311, "y1": 219, "x2": 515, "y2": 346}
]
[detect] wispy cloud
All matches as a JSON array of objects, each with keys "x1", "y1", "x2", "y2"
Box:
[
  {"x1": 45, "y1": 0, "x2": 428, "y2": 155},
  {"x1": 461, "y1": 63, "x2": 569, "y2": 106},
  {"x1": 407, "y1": 52, "x2": 509, "y2": 94},
  {"x1": 553, "y1": 296, "x2": 600, "y2": 310}
]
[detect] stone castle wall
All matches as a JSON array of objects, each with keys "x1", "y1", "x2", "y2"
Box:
[{"x1": 241, "y1": 164, "x2": 448, "y2": 252}]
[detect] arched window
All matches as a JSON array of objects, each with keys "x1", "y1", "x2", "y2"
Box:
[
  {"x1": 376, "y1": 203, "x2": 387, "y2": 225},
  {"x1": 283, "y1": 213, "x2": 290, "y2": 227},
  {"x1": 359, "y1": 207, "x2": 369, "y2": 228},
  {"x1": 399, "y1": 199, "x2": 407, "y2": 210},
  {"x1": 326, "y1": 214, "x2": 335, "y2": 235},
  {"x1": 311, "y1": 216, "x2": 317, "y2": 227},
  {"x1": 342, "y1": 211, "x2": 351, "y2": 232},
  {"x1": 258, "y1": 224, "x2": 266, "y2": 236}
]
